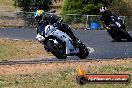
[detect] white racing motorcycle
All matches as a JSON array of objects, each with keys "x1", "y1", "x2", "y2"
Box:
[{"x1": 39, "y1": 24, "x2": 89, "y2": 59}]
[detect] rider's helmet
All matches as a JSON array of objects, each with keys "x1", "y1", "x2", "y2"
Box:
[
  {"x1": 34, "y1": 10, "x2": 44, "y2": 18},
  {"x1": 100, "y1": 6, "x2": 108, "y2": 15},
  {"x1": 34, "y1": 10, "x2": 44, "y2": 24}
]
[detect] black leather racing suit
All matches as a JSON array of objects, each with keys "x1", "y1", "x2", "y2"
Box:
[
  {"x1": 100, "y1": 12, "x2": 113, "y2": 29},
  {"x1": 100, "y1": 11, "x2": 123, "y2": 29},
  {"x1": 100, "y1": 12, "x2": 121, "y2": 37}
]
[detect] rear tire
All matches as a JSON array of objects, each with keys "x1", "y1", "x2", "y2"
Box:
[
  {"x1": 121, "y1": 29, "x2": 132, "y2": 41},
  {"x1": 78, "y1": 45, "x2": 89, "y2": 59},
  {"x1": 46, "y1": 38, "x2": 67, "y2": 59}
]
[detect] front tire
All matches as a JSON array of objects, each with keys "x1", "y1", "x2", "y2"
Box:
[{"x1": 46, "y1": 38, "x2": 67, "y2": 59}]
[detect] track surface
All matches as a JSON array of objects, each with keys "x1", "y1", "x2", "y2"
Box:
[{"x1": 0, "y1": 28, "x2": 132, "y2": 62}]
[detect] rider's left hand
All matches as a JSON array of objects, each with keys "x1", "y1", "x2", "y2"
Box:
[{"x1": 53, "y1": 23, "x2": 57, "y2": 27}]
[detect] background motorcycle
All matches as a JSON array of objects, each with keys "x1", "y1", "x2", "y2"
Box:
[
  {"x1": 107, "y1": 16, "x2": 132, "y2": 41},
  {"x1": 42, "y1": 24, "x2": 89, "y2": 59}
]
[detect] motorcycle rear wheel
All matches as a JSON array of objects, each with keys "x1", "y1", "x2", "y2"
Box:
[
  {"x1": 121, "y1": 29, "x2": 132, "y2": 41},
  {"x1": 78, "y1": 45, "x2": 89, "y2": 59},
  {"x1": 107, "y1": 29, "x2": 122, "y2": 41}
]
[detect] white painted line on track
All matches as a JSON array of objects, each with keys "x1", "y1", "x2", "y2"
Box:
[
  {"x1": 5, "y1": 38, "x2": 21, "y2": 41},
  {"x1": 13, "y1": 39, "x2": 21, "y2": 41},
  {"x1": 5, "y1": 38, "x2": 34, "y2": 41}
]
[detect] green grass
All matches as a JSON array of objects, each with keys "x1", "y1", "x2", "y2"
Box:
[
  {"x1": 0, "y1": 39, "x2": 50, "y2": 61},
  {"x1": 99, "y1": 65, "x2": 132, "y2": 72},
  {"x1": 0, "y1": 44, "x2": 21, "y2": 61},
  {"x1": 0, "y1": 66, "x2": 132, "y2": 88}
]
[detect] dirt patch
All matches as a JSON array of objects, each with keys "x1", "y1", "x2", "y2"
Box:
[{"x1": 0, "y1": 59, "x2": 132, "y2": 75}]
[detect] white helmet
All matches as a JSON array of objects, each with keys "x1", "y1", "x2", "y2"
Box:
[{"x1": 100, "y1": 7, "x2": 108, "y2": 13}]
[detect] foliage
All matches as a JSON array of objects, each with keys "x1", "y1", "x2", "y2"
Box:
[
  {"x1": 62, "y1": 0, "x2": 132, "y2": 16},
  {"x1": 62, "y1": 0, "x2": 104, "y2": 25},
  {"x1": 62, "y1": 0, "x2": 105, "y2": 15},
  {"x1": 13, "y1": 0, "x2": 52, "y2": 11},
  {"x1": 105, "y1": 0, "x2": 132, "y2": 30},
  {"x1": 107, "y1": 0, "x2": 132, "y2": 16}
]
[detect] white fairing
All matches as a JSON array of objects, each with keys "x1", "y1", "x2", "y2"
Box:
[
  {"x1": 44, "y1": 25, "x2": 79, "y2": 54},
  {"x1": 45, "y1": 25, "x2": 54, "y2": 37}
]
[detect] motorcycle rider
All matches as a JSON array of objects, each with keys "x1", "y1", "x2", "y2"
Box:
[
  {"x1": 35, "y1": 9, "x2": 80, "y2": 45},
  {"x1": 100, "y1": 6, "x2": 126, "y2": 38},
  {"x1": 100, "y1": 6, "x2": 116, "y2": 30},
  {"x1": 100, "y1": 6, "x2": 132, "y2": 41},
  {"x1": 100, "y1": 6, "x2": 127, "y2": 29}
]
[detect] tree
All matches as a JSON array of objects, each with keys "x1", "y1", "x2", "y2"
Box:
[
  {"x1": 62, "y1": 0, "x2": 106, "y2": 25},
  {"x1": 62, "y1": 0, "x2": 132, "y2": 15},
  {"x1": 106, "y1": 0, "x2": 132, "y2": 16},
  {"x1": 106, "y1": 0, "x2": 132, "y2": 31},
  {"x1": 62, "y1": 0, "x2": 104, "y2": 15},
  {"x1": 13, "y1": 0, "x2": 52, "y2": 11}
]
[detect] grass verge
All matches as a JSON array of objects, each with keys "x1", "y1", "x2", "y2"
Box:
[
  {"x1": 0, "y1": 60, "x2": 132, "y2": 88},
  {"x1": 0, "y1": 38, "x2": 51, "y2": 61}
]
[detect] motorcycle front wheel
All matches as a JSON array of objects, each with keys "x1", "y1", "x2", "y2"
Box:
[{"x1": 46, "y1": 38, "x2": 67, "y2": 59}]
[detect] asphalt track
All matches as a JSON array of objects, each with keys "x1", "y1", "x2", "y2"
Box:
[{"x1": 0, "y1": 28, "x2": 132, "y2": 61}]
